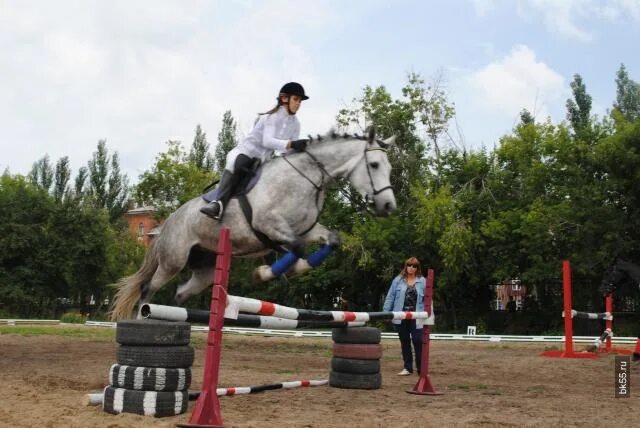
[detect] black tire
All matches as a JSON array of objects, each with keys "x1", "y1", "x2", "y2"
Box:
[
  {"x1": 117, "y1": 345, "x2": 194, "y2": 368},
  {"x1": 332, "y1": 327, "x2": 381, "y2": 344},
  {"x1": 331, "y1": 357, "x2": 380, "y2": 374},
  {"x1": 102, "y1": 386, "x2": 188, "y2": 417},
  {"x1": 109, "y1": 364, "x2": 191, "y2": 391},
  {"x1": 332, "y1": 343, "x2": 383, "y2": 360},
  {"x1": 329, "y1": 371, "x2": 382, "y2": 390},
  {"x1": 116, "y1": 320, "x2": 190, "y2": 346}
]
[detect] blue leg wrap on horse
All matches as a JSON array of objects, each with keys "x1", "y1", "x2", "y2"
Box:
[
  {"x1": 271, "y1": 252, "x2": 299, "y2": 276},
  {"x1": 307, "y1": 245, "x2": 333, "y2": 268}
]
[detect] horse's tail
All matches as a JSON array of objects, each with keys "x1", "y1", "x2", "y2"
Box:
[{"x1": 109, "y1": 239, "x2": 160, "y2": 321}]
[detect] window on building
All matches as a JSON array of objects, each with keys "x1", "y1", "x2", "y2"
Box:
[
  {"x1": 512, "y1": 278, "x2": 521, "y2": 291},
  {"x1": 516, "y1": 296, "x2": 523, "y2": 310},
  {"x1": 138, "y1": 222, "x2": 145, "y2": 236}
]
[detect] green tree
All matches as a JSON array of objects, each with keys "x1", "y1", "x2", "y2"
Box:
[
  {"x1": 53, "y1": 156, "x2": 71, "y2": 202},
  {"x1": 86, "y1": 140, "x2": 129, "y2": 220},
  {"x1": 0, "y1": 171, "x2": 141, "y2": 318},
  {"x1": 28, "y1": 155, "x2": 54, "y2": 191},
  {"x1": 88, "y1": 140, "x2": 109, "y2": 207},
  {"x1": 74, "y1": 166, "x2": 88, "y2": 199},
  {"x1": 134, "y1": 141, "x2": 216, "y2": 219},
  {"x1": 566, "y1": 74, "x2": 592, "y2": 140},
  {"x1": 106, "y1": 152, "x2": 129, "y2": 221},
  {"x1": 215, "y1": 111, "x2": 237, "y2": 174},
  {"x1": 189, "y1": 124, "x2": 214, "y2": 171},
  {"x1": 614, "y1": 63, "x2": 640, "y2": 123}
]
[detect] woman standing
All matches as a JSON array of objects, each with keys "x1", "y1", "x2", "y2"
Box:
[{"x1": 383, "y1": 257, "x2": 426, "y2": 375}]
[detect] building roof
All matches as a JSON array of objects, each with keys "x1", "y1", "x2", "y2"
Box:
[{"x1": 125, "y1": 206, "x2": 157, "y2": 215}]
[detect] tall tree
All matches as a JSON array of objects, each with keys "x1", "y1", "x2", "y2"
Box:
[
  {"x1": 188, "y1": 124, "x2": 214, "y2": 171},
  {"x1": 106, "y1": 152, "x2": 129, "y2": 221},
  {"x1": 215, "y1": 111, "x2": 237, "y2": 174},
  {"x1": 74, "y1": 166, "x2": 88, "y2": 199},
  {"x1": 614, "y1": 63, "x2": 640, "y2": 123},
  {"x1": 566, "y1": 74, "x2": 592, "y2": 139},
  {"x1": 86, "y1": 140, "x2": 129, "y2": 220},
  {"x1": 87, "y1": 140, "x2": 109, "y2": 207},
  {"x1": 28, "y1": 155, "x2": 54, "y2": 191},
  {"x1": 53, "y1": 156, "x2": 71, "y2": 202},
  {"x1": 403, "y1": 71, "x2": 456, "y2": 162}
]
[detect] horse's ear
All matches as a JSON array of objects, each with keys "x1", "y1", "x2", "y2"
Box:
[
  {"x1": 367, "y1": 126, "x2": 375, "y2": 143},
  {"x1": 383, "y1": 135, "x2": 396, "y2": 147}
]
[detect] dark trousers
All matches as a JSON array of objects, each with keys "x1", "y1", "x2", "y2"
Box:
[{"x1": 394, "y1": 320, "x2": 423, "y2": 373}]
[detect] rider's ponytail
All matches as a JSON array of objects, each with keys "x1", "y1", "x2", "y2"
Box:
[{"x1": 259, "y1": 103, "x2": 281, "y2": 115}]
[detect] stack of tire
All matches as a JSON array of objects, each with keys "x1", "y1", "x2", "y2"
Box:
[
  {"x1": 330, "y1": 326, "x2": 382, "y2": 389},
  {"x1": 102, "y1": 320, "x2": 194, "y2": 418}
]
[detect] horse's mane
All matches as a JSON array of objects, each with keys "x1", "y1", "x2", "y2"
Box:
[{"x1": 304, "y1": 129, "x2": 391, "y2": 149}]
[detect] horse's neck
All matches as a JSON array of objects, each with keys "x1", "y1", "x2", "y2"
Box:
[{"x1": 308, "y1": 140, "x2": 365, "y2": 178}]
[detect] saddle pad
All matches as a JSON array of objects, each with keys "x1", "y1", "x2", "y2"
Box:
[{"x1": 202, "y1": 165, "x2": 263, "y2": 203}]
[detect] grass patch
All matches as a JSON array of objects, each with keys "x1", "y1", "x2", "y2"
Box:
[{"x1": 0, "y1": 325, "x2": 115, "y2": 340}]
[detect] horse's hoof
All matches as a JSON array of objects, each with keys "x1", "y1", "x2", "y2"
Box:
[
  {"x1": 253, "y1": 265, "x2": 274, "y2": 282},
  {"x1": 288, "y1": 258, "x2": 312, "y2": 276},
  {"x1": 174, "y1": 293, "x2": 187, "y2": 306},
  {"x1": 328, "y1": 232, "x2": 342, "y2": 247}
]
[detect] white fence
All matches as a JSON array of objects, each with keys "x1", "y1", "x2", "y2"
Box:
[{"x1": 82, "y1": 320, "x2": 638, "y2": 344}]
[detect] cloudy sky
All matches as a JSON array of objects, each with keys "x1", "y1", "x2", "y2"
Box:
[{"x1": 2, "y1": 0, "x2": 639, "y2": 182}]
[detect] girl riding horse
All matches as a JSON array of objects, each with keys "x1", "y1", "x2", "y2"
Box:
[{"x1": 200, "y1": 82, "x2": 311, "y2": 220}]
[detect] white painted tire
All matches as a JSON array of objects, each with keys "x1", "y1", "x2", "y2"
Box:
[
  {"x1": 108, "y1": 364, "x2": 191, "y2": 391},
  {"x1": 102, "y1": 386, "x2": 188, "y2": 417}
]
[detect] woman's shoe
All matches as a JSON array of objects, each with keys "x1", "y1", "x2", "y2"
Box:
[{"x1": 397, "y1": 369, "x2": 411, "y2": 376}]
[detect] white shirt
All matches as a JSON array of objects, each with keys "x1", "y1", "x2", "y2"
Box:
[{"x1": 237, "y1": 106, "x2": 301, "y2": 162}]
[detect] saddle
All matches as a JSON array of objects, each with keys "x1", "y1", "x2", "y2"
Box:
[{"x1": 202, "y1": 159, "x2": 262, "y2": 203}]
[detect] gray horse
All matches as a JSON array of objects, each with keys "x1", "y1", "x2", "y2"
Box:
[{"x1": 110, "y1": 128, "x2": 397, "y2": 320}]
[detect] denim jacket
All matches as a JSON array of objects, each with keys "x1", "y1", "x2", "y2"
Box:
[{"x1": 383, "y1": 275, "x2": 426, "y2": 326}]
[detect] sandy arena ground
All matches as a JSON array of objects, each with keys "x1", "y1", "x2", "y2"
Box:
[{"x1": 0, "y1": 327, "x2": 638, "y2": 427}]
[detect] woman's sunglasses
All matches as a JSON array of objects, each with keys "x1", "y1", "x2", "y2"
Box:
[{"x1": 406, "y1": 264, "x2": 419, "y2": 268}]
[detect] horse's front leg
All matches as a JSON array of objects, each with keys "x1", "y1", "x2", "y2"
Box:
[
  {"x1": 287, "y1": 223, "x2": 341, "y2": 276},
  {"x1": 253, "y1": 218, "x2": 305, "y2": 282}
]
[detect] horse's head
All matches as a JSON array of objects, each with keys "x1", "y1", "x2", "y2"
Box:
[{"x1": 347, "y1": 127, "x2": 397, "y2": 216}]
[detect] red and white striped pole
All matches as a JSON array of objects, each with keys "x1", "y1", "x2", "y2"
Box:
[
  {"x1": 407, "y1": 268, "x2": 442, "y2": 395},
  {"x1": 605, "y1": 294, "x2": 613, "y2": 352},
  {"x1": 563, "y1": 260, "x2": 575, "y2": 355},
  {"x1": 178, "y1": 227, "x2": 232, "y2": 427}
]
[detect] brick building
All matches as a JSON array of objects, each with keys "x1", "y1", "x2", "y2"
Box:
[
  {"x1": 124, "y1": 206, "x2": 160, "y2": 246},
  {"x1": 493, "y1": 279, "x2": 527, "y2": 311}
]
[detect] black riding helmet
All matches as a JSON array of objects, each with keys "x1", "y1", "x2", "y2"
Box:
[{"x1": 279, "y1": 82, "x2": 309, "y2": 100}]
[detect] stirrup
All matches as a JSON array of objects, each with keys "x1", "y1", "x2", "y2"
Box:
[{"x1": 200, "y1": 200, "x2": 224, "y2": 220}]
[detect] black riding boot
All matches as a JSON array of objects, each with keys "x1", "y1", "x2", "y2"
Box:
[{"x1": 200, "y1": 170, "x2": 242, "y2": 220}]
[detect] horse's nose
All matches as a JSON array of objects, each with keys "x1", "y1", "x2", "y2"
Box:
[{"x1": 384, "y1": 201, "x2": 394, "y2": 214}]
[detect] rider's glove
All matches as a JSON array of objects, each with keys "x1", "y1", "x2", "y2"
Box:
[{"x1": 290, "y1": 139, "x2": 309, "y2": 152}]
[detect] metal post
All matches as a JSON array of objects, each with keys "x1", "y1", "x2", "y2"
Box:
[
  {"x1": 407, "y1": 268, "x2": 442, "y2": 395},
  {"x1": 178, "y1": 228, "x2": 232, "y2": 427}
]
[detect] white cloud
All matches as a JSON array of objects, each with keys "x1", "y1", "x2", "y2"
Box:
[
  {"x1": 471, "y1": 0, "x2": 499, "y2": 16},
  {"x1": 0, "y1": 0, "x2": 337, "y2": 179},
  {"x1": 519, "y1": 0, "x2": 640, "y2": 41},
  {"x1": 614, "y1": 0, "x2": 640, "y2": 21},
  {"x1": 466, "y1": 45, "x2": 565, "y2": 119},
  {"x1": 522, "y1": 0, "x2": 593, "y2": 41}
]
